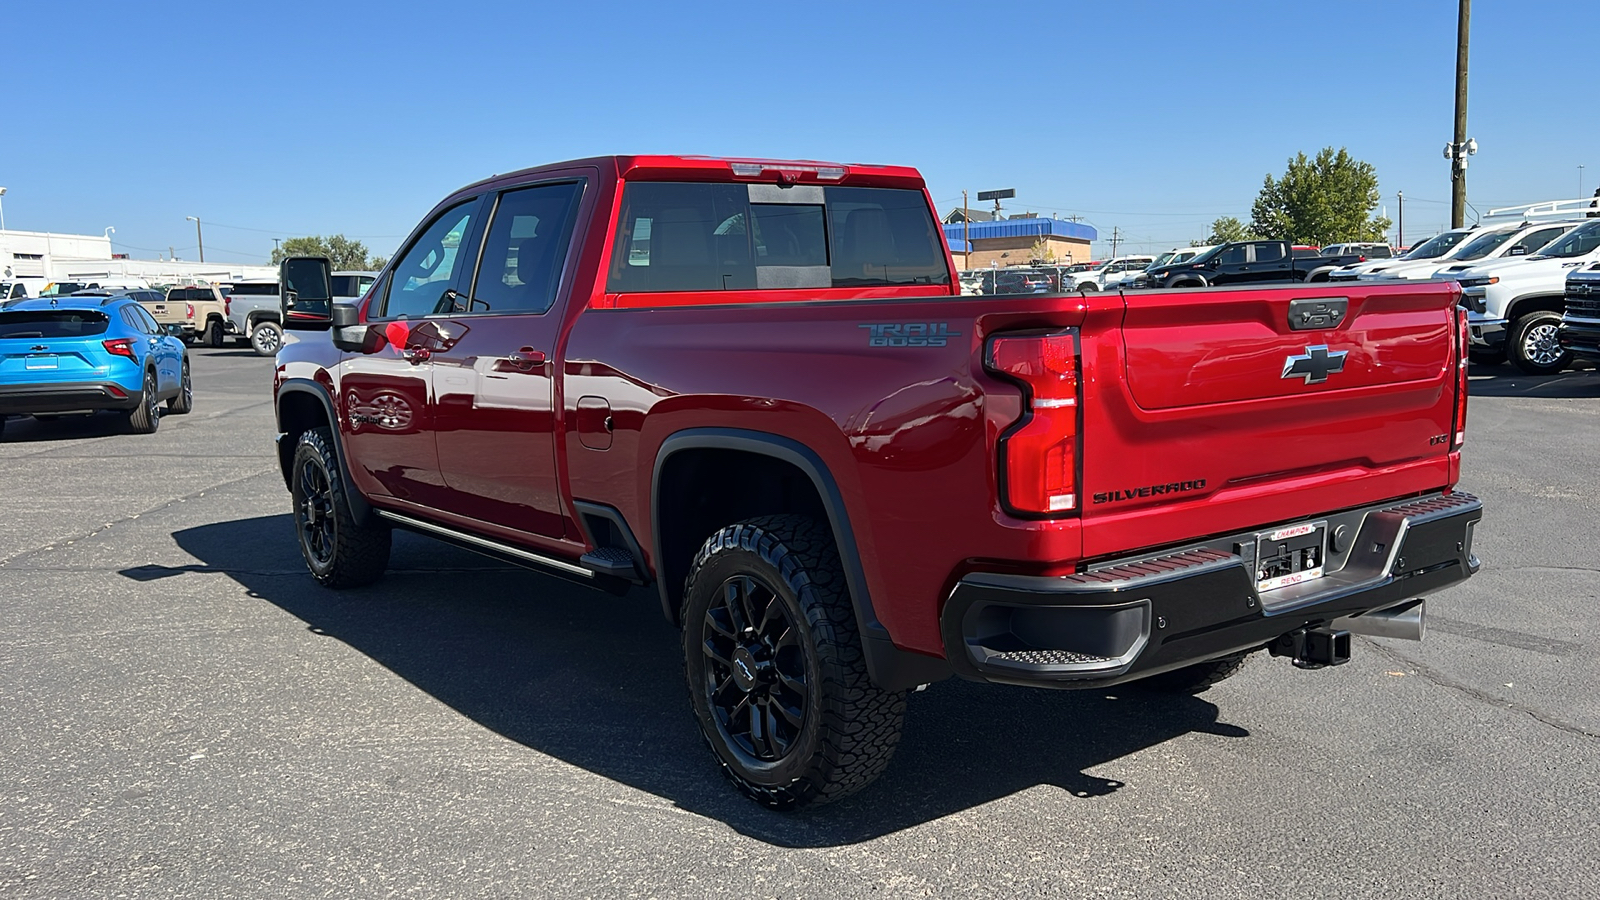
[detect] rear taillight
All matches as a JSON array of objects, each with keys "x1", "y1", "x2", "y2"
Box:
[
  {"x1": 1453, "y1": 306, "x2": 1469, "y2": 448},
  {"x1": 986, "y1": 330, "x2": 1081, "y2": 516},
  {"x1": 225, "y1": 297, "x2": 231, "y2": 316},
  {"x1": 186, "y1": 303, "x2": 195, "y2": 319},
  {"x1": 103, "y1": 338, "x2": 137, "y2": 360}
]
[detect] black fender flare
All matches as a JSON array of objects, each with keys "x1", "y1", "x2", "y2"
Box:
[
  {"x1": 652, "y1": 427, "x2": 951, "y2": 692},
  {"x1": 1165, "y1": 274, "x2": 1208, "y2": 289},
  {"x1": 275, "y1": 378, "x2": 374, "y2": 526}
]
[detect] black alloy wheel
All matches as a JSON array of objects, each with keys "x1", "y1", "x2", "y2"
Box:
[
  {"x1": 702, "y1": 573, "x2": 811, "y2": 764},
  {"x1": 290, "y1": 427, "x2": 390, "y2": 587},
  {"x1": 682, "y1": 515, "x2": 905, "y2": 810},
  {"x1": 297, "y1": 454, "x2": 337, "y2": 571},
  {"x1": 203, "y1": 319, "x2": 224, "y2": 348}
]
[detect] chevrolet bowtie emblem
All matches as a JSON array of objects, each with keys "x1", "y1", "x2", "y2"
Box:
[{"x1": 1282, "y1": 345, "x2": 1347, "y2": 384}]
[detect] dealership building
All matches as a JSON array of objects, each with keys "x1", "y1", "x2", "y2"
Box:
[
  {"x1": 1, "y1": 229, "x2": 274, "y2": 292},
  {"x1": 943, "y1": 217, "x2": 1097, "y2": 271}
]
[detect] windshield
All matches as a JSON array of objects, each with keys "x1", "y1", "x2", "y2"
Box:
[
  {"x1": 1404, "y1": 231, "x2": 1470, "y2": 260},
  {"x1": 1532, "y1": 221, "x2": 1600, "y2": 259},
  {"x1": 1188, "y1": 244, "x2": 1226, "y2": 265},
  {"x1": 1452, "y1": 230, "x2": 1516, "y2": 261}
]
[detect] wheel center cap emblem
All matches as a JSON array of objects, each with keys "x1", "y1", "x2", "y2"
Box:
[{"x1": 731, "y1": 648, "x2": 759, "y2": 690}]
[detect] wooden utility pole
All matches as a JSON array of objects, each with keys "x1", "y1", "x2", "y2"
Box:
[{"x1": 1451, "y1": 0, "x2": 1470, "y2": 228}]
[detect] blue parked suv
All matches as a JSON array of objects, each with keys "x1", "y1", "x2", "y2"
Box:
[{"x1": 0, "y1": 292, "x2": 192, "y2": 437}]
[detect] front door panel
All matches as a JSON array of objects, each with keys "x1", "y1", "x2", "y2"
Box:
[
  {"x1": 432, "y1": 315, "x2": 566, "y2": 536},
  {"x1": 430, "y1": 179, "x2": 585, "y2": 539},
  {"x1": 340, "y1": 198, "x2": 483, "y2": 508}
]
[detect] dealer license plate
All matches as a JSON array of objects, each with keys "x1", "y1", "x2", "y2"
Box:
[
  {"x1": 1255, "y1": 521, "x2": 1327, "y2": 592},
  {"x1": 25, "y1": 355, "x2": 58, "y2": 370}
]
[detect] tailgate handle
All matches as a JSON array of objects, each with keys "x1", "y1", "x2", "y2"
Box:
[{"x1": 1288, "y1": 297, "x2": 1348, "y2": 332}]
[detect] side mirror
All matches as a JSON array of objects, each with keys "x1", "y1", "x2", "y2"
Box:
[
  {"x1": 330, "y1": 302, "x2": 384, "y2": 353},
  {"x1": 164, "y1": 323, "x2": 185, "y2": 337},
  {"x1": 280, "y1": 257, "x2": 333, "y2": 330}
]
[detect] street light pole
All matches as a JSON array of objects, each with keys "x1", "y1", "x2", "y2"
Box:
[
  {"x1": 186, "y1": 216, "x2": 204, "y2": 263},
  {"x1": 1579, "y1": 164, "x2": 1586, "y2": 200},
  {"x1": 0, "y1": 186, "x2": 7, "y2": 231},
  {"x1": 1397, "y1": 191, "x2": 1405, "y2": 248}
]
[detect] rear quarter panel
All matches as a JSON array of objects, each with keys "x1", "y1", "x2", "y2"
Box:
[{"x1": 561, "y1": 295, "x2": 1102, "y2": 655}]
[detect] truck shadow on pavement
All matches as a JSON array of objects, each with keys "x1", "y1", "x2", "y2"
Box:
[
  {"x1": 163, "y1": 514, "x2": 1249, "y2": 848},
  {"x1": 1467, "y1": 362, "x2": 1599, "y2": 399}
]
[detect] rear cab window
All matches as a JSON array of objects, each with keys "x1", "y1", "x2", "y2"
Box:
[
  {"x1": 605, "y1": 177, "x2": 950, "y2": 305},
  {"x1": 228, "y1": 282, "x2": 280, "y2": 296}
]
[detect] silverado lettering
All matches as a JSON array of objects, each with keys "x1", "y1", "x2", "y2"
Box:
[
  {"x1": 271, "y1": 154, "x2": 1482, "y2": 812},
  {"x1": 1091, "y1": 479, "x2": 1208, "y2": 504}
]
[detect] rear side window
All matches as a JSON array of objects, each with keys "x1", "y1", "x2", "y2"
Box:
[
  {"x1": 1254, "y1": 243, "x2": 1285, "y2": 263},
  {"x1": 0, "y1": 310, "x2": 111, "y2": 338},
  {"x1": 607, "y1": 182, "x2": 948, "y2": 293},
  {"x1": 229, "y1": 282, "x2": 280, "y2": 296},
  {"x1": 468, "y1": 181, "x2": 583, "y2": 314}
]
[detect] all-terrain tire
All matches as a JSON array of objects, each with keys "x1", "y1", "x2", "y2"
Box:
[
  {"x1": 202, "y1": 318, "x2": 225, "y2": 348},
  {"x1": 1136, "y1": 650, "x2": 1254, "y2": 694},
  {"x1": 682, "y1": 515, "x2": 905, "y2": 810},
  {"x1": 1509, "y1": 310, "x2": 1567, "y2": 375},
  {"x1": 125, "y1": 369, "x2": 160, "y2": 434},
  {"x1": 250, "y1": 321, "x2": 283, "y2": 357},
  {"x1": 291, "y1": 427, "x2": 391, "y2": 588},
  {"x1": 166, "y1": 359, "x2": 193, "y2": 413}
]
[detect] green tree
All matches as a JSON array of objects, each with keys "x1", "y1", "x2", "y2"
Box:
[
  {"x1": 1194, "y1": 216, "x2": 1255, "y2": 246},
  {"x1": 1248, "y1": 147, "x2": 1392, "y2": 245},
  {"x1": 270, "y1": 234, "x2": 384, "y2": 271}
]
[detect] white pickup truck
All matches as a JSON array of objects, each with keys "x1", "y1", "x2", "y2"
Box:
[
  {"x1": 1457, "y1": 218, "x2": 1600, "y2": 373},
  {"x1": 227, "y1": 271, "x2": 377, "y2": 356}
]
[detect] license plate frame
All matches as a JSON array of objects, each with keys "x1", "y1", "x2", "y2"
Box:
[{"x1": 1254, "y1": 520, "x2": 1328, "y2": 592}]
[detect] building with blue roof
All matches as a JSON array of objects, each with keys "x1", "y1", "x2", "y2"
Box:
[{"x1": 942, "y1": 216, "x2": 1097, "y2": 271}]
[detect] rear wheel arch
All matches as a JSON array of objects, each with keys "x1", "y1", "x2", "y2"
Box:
[
  {"x1": 276, "y1": 379, "x2": 373, "y2": 525},
  {"x1": 650, "y1": 428, "x2": 949, "y2": 692}
]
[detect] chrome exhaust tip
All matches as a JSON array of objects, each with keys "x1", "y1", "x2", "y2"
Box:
[{"x1": 1334, "y1": 598, "x2": 1426, "y2": 642}]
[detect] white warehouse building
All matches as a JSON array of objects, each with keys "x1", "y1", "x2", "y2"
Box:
[{"x1": 1, "y1": 228, "x2": 275, "y2": 293}]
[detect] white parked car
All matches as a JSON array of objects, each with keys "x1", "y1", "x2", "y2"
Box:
[{"x1": 1455, "y1": 218, "x2": 1600, "y2": 373}]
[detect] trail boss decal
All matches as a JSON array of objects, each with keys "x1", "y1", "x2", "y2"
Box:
[
  {"x1": 860, "y1": 323, "x2": 960, "y2": 347},
  {"x1": 1091, "y1": 479, "x2": 1207, "y2": 505}
]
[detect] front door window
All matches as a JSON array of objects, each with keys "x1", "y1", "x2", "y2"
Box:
[{"x1": 381, "y1": 201, "x2": 478, "y2": 318}]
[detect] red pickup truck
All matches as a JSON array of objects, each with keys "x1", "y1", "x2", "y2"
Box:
[{"x1": 273, "y1": 155, "x2": 1481, "y2": 810}]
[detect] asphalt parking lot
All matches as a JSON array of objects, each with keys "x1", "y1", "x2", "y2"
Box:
[{"x1": 1, "y1": 348, "x2": 1596, "y2": 898}]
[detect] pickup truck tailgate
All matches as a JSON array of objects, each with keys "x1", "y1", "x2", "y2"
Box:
[{"x1": 1079, "y1": 281, "x2": 1461, "y2": 559}]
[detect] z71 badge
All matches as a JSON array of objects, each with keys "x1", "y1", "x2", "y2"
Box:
[{"x1": 860, "y1": 323, "x2": 960, "y2": 348}]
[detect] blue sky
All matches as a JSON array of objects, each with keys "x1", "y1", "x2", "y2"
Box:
[{"x1": 3, "y1": 0, "x2": 1592, "y2": 262}]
